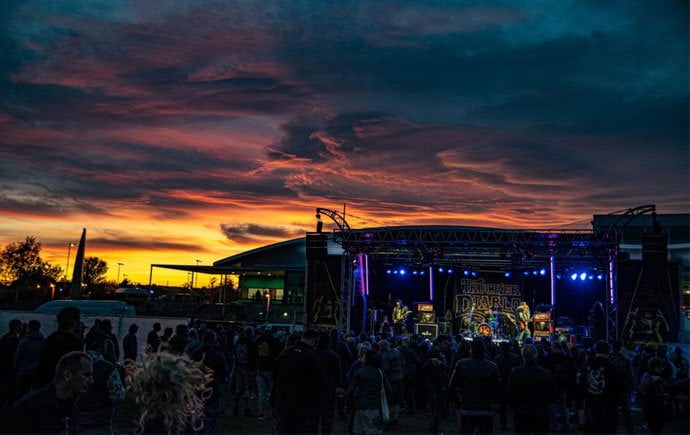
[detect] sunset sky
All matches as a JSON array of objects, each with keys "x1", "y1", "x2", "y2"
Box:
[{"x1": 1, "y1": 1, "x2": 688, "y2": 286}]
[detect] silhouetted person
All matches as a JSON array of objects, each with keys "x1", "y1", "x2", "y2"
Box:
[
  {"x1": 98, "y1": 319, "x2": 119, "y2": 363},
  {"x1": 507, "y1": 344, "x2": 556, "y2": 434},
  {"x1": 9, "y1": 351, "x2": 93, "y2": 433},
  {"x1": 639, "y1": 357, "x2": 667, "y2": 434},
  {"x1": 77, "y1": 328, "x2": 125, "y2": 433},
  {"x1": 167, "y1": 324, "x2": 189, "y2": 356},
  {"x1": 191, "y1": 330, "x2": 227, "y2": 435},
  {"x1": 123, "y1": 324, "x2": 139, "y2": 362},
  {"x1": 146, "y1": 322, "x2": 161, "y2": 353},
  {"x1": 579, "y1": 340, "x2": 624, "y2": 434},
  {"x1": 13, "y1": 319, "x2": 44, "y2": 400},
  {"x1": 0, "y1": 319, "x2": 22, "y2": 411},
  {"x1": 347, "y1": 350, "x2": 391, "y2": 435},
  {"x1": 449, "y1": 338, "x2": 500, "y2": 435},
  {"x1": 272, "y1": 329, "x2": 327, "y2": 434},
  {"x1": 35, "y1": 307, "x2": 84, "y2": 388}
]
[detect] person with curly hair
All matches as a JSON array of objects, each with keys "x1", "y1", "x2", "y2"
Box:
[{"x1": 125, "y1": 351, "x2": 212, "y2": 434}]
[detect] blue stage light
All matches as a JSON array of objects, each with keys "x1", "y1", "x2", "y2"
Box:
[
  {"x1": 471, "y1": 271, "x2": 477, "y2": 277},
  {"x1": 386, "y1": 270, "x2": 392, "y2": 274},
  {"x1": 464, "y1": 270, "x2": 470, "y2": 276},
  {"x1": 448, "y1": 269, "x2": 454, "y2": 274},
  {"x1": 539, "y1": 269, "x2": 547, "y2": 276},
  {"x1": 524, "y1": 271, "x2": 530, "y2": 276},
  {"x1": 505, "y1": 271, "x2": 512, "y2": 278},
  {"x1": 399, "y1": 269, "x2": 406, "y2": 275},
  {"x1": 588, "y1": 275, "x2": 594, "y2": 280},
  {"x1": 579, "y1": 272, "x2": 587, "y2": 281},
  {"x1": 532, "y1": 270, "x2": 538, "y2": 276},
  {"x1": 556, "y1": 274, "x2": 562, "y2": 280},
  {"x1": 393, "y1": 270, "x2": 398, "y2": 274},
  {"x1": 570, "y1": 273, "x2": 578, "y2": 281},
  {"x1": 438, "y1": 267, "x2": 444, "y2": 272},
  {"x1": 597, "y1": 274, "x2": 604, "y2": 280},
  {"x1": 412, "y1": 270, "x2": 418, "y2": 275},
  {"x1": 420, "y1": 270, "x2": 426, "y2": 275}
]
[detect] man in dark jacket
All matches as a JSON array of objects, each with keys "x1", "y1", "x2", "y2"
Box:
[
  {"x1": 13, "y1": 319, "x2": 44, "y2": 400},
  {"x1": 272, "y1": 329, "x2": 327, "y2": 434},
  {"x1": 424, "y1": 335, "x2": 451, "y2": 434},
  {"x1": 98, "y1": 320, "x2": 119, "y2": 364},
  {"x1": 146, "y1": 322, "x2": 161, "y2": 352},
  {"x1": 449, "y1": 338, "x2": 500, "y2": 435},
  {"x1": 329, "y1": 328, "x2": 352, "y2": 378},
  {"x1": 255, "y1": 327, "x2": 283, "y2": 419},
  {"x1": 9, "y1": 351, "x2": 93, "y2": 433},
  {"x1": 317, "y1": 332, "x2": 342, "y2": 434},
  {"x1": 35, "y1": 307, "x2": 84, "y2": 388},
  {"x1": 543, "y1": 341, "x2": 574, "y2": 432},
  {"x1": 0, "y1": 318, "x2": 22, "y2": 409},
  {"x1": 77, "y1": 328, "x2": 125, "y2": 433},
  {"x1": 494, "y1": 341, "x2": 522, "y2": 430},
  {"x1": 122, "y1": 324, "x2": 138, "y2": 362},
  {"x1": 191, "y1": 330, "x2": 227, "y2": 435},
  {"x1": 579, "y1": 340, "x2": 624, "y2": 434},
  {"x1": 507, "y1": 344, "x2": 556, "y2": 434}
]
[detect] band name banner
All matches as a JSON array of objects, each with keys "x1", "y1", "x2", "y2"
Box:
[{"x1": 454, "y1": 278, "x2": 522, "y2": 336}]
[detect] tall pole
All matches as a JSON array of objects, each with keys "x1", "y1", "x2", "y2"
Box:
[
  {"x1": 194, "y1": 259, "x2": 201, "y2": 289},
  {"x1": 64, "y1": 242, "x2": 74, "y2": 292},
  {"x1": 117, "y1": 262, "x2": 124, "y2": 283}
]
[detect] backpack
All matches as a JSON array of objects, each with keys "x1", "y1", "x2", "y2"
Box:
[{"x1": 235, "y1": 341, "x2": 249, "y2": 365}]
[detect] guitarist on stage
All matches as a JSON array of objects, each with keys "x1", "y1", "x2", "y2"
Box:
[
  {"x1": 392, "y1": 299, "x2": 411, "y2": 336},
  {"x1": 516, "y1": 301, "x2": 532, "y2": 342}
]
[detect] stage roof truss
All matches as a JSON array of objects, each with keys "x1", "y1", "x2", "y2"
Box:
[{"x1": 335, "y1": 227, "x2": 616, "y2": 269}]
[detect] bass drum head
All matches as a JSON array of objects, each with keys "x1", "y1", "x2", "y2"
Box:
[{"x1": 478, "y1": 323, "x2": 493, "y2": 337}]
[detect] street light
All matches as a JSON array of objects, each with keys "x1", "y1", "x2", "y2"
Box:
[
  {"x1": 194, "y1": 259, "x2": 201, "y2": 288},
  {"x1": 117, "y1": 263, "x2": 124, "y2": 283}
]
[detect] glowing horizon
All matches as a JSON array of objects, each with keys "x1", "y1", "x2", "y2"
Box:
[{"x1": 1, "y1": 1, "x2": 687, "y2": 286}]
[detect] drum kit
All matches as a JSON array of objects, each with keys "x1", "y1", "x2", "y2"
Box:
[{"x1": 460, "y1": 306, "x2": 516, "y2": 340}]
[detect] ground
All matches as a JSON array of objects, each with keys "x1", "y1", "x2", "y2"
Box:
[{"x1": 114, "y1": 385, "x2": 689, "y2": 434}]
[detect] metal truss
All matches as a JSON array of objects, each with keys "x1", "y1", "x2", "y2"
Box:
[
  {"x1": 339, "y1": 253, "x2": 354, "y2": 331},
  {"x1": 335, "y1": 227, "x2": 616, "y2": 268}
]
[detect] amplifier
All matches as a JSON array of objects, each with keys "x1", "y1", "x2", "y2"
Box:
[
  {"x1": 417, "y1": 303, "x2": 434, "y2": 312},
  {"x1": 533, "y1": 331, "x2": 551, "y2": 342},
  {"x1": 419, "y1": 312, "x2": 436, "y2": 324},
  {"x1": 534, "y1": 320, "x2": 553, "y2": 334},
  {"x1": 534, "y1": 312, "x2": 551, "y2": 322},
  {"x1": 415, "y1": 323, "x2": 438, "y2": 339}
]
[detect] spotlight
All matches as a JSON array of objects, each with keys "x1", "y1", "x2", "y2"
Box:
[
  {"x1": 597, "y1": 274, "x2": 604, "y2": 280},
  {"x1": 588, "y1": 275, "x2": 594, "y2": 280},
  {"x1": 570, "y1": 273, "x2": 578, "y2": 281},
  {"x1": 412, "y1": 270, "x2": 418, "y2": 275},
  {"x1": 539, "y1": 269, "x2": 546, "y2": 276},
  {"x1": 532, "y1": 270, "x2": 538, "y2": 276},
  {"x1": 420, "y1": 271, "x2": 426, "y2": 275},
  {"x1": 556, "y1": 274, "x2": 562, "y2": 280},
  {"x1": 524, "y1": 271, "x2": 530, "y2": 276},
  {"x1": 463, "y1": 270, "x2": 470, "y2": 276},
  {"x1": 438, "y1": 267, "x2": 444, "y2": 273},
  {"x1": 505, "y1": 271, "x2": 512, "y2": 278},
  {"x1": 386, "y1": 270, "x2": 392, "y2": 274},
  {"x1": 393, "y1": 270, "x2": 398, "y2": 274},
  {"x1": 579, "y1": 272, "x2": 587, "y2": 281},
  {"x1": 471, "y1": 271, "x2": 477, "y2": 277},
  {"x1": 399, "y1": 269, "x2": 406, "y2": 275},
  {"x1": 448, "y1": 269, "x2": 454, "y2": 274}
]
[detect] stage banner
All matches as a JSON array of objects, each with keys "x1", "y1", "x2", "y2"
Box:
[
  {"x1": 454, "y1": 278, "x2": 522, "y2": 337},
  {"x1": 618, "y1": 260, "x2": 679, "y2": 345}
]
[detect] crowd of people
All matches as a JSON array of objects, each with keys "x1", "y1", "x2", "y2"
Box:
[{"x1": 0, "y1": 308, "x2": 687, "y2": 434}]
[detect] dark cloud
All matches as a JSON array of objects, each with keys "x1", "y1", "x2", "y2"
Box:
[
  {"x1": 80, "y1": 238, "x2": 202, "y2": 252},
  {"x1": 220, "y1": 223, "x2": 305, "y2": 244}
]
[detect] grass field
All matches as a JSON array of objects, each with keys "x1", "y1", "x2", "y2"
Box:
[{"x1": 113, "y1": 384, "x2": 689, "y2": 434}]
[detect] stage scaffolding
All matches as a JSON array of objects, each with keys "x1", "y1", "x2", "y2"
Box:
[{"x1": 330, "y1": 225, "x2": 619, "y2": 339}]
